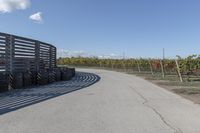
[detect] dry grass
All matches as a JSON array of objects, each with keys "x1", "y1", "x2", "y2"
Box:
[
  {"x1": 133, "y1": 72, "x2": 200, "y2": 104},
  {"x1": 173, "y1": 88, "x2": 200, "y2": 95}
]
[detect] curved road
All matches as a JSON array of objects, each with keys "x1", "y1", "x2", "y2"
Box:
[{"x1": 0, "y1": 69, "x2": 200, "y2": 133}]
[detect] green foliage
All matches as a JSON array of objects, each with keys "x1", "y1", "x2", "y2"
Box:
[
  {"x1": 178, "y1": 55, "x2": 200, "y2": 73},
  {"x1": 57, "y1": 55, "x2": 200, "y2": 74}
]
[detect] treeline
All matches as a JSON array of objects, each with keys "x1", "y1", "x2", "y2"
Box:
[{"x1": 57, "y1": 55, "x2": 200, "y2": 74}]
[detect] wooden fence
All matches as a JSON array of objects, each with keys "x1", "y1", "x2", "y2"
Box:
[
  {"x1": 0, "y1": 32, "x2": 75, "y2": 92},
  {"x1": 0, "y1": 32, "x2": 56, "y2": 73}
]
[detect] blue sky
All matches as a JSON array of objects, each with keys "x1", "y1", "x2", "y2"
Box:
[{"x1": 0, "y1": 0, "x2": 200, "y2": 58}]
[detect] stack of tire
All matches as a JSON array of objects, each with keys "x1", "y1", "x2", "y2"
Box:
[
  {"x1": 54, "y1": 68, "x2": 62, "y2": 81},
  {"x1": 0, "y1": 67, "x2": 76, "y2": 92},
  {"x1": 60, "y1": 68, "x2": 74, "y2": 81},
  {"x1": 13, "y1": 72, "x2": 23, "y2": 89},
  {"x1": 37, "y1": 70, "x2": 49, "y2": 85},
  {"x1": 23, "y1": 71, "x2": 33, "y2": 87},
  {"x1": 0, "y1": 72, "x2": 9, "y2": 92},
  {"x1": 55, "y1": 67, "x2": 75, "y2": 81}
]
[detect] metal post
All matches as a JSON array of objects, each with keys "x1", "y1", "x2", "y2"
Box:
[
  {"x1": 49, "y1": 46, "x2": 52, "y2": 69},
  {"x1": 5, "y1": 35, "x2": 14, "y2": 90},
  {"x1": 35, "y1": 41, "x2": 40, "y2": 85},
  {"x1": 35, "y1": 41, "x2": 40, "y2": 72},
  {"x1": 54, "y1": 47, "x2": 57, "y2": 68},
  {"x1": 123, "y1": 61, "x2": 126, "y2": 72}
]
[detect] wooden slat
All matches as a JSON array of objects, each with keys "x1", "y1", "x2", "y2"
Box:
[
  {"x1": 40, "y1": 48, "x2": 50, "y2": 52},
  {"x1": 40, "y1": 49, "x2": 50, "y2": 52},
  {"x1": 0, "y1": 45, "x2": 6, "y2": 48},
  {"x1": 15, "y1": 50, "x2": 35, "y2": 54},
  {"x1": 15, "y1": 47, "x2": 35, "y2": 51},
  {"x1": 40, "y1": 50, "x2": 50, "y2": 53},
  {"x1": 0, "y1": 40, "x2": 6, "y2": 44},
  {"x1": 0, "y1": 36, "x2": 6, "y2": 39},
  {"x1": 14, "y1": 43, "x2": 35, "y2": 48},
  {"x1": 0, "y1": 48, "x2": 5, "y2": 51},
  {"x1": 14, "y1": 36, "x2": 36, "y2": 43},
  {"x1": 15, "y1": 40, "x2": 35, "y2": 45},
  {"x1": 40, "y1": 53, "x2": 50, "y2": 56},
  {"x1": 40, "y1": 43, "x2": 51, "y2": 48},
  {"x1": 14, "y1": 55, "x2": 35, "y2": 58},
  {"x1": 14, "y1": 53, "x2": 35, "y2": 57}
]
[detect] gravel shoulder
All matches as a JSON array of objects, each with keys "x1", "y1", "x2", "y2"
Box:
[{"x1": 137, "y1": 74, "x2": 200, "y2": 104}]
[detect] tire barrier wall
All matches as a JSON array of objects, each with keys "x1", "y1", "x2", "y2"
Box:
[
  {"x1": 0, "y1": 68, "x2": 75, "y2": 92},
  {"x1": 0, "y1": 67, "x2": 76, "y2": 92}
]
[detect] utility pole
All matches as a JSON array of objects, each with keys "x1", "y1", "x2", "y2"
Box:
[
  {"x1": 123, "y1": 52, "x2": 125, "y2": 59},
  {"x1": 123, "y1": 52, "x2": 126, "y2": 72},
  {"x1": 162, "y1": 48, "x2": 165, "y2": 78},
  {"x1": 163, "y1": 48, "x2": 165, "y2": 60}
]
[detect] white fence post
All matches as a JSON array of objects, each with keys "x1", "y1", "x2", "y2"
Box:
[{"x1": 175, "y1": 60, "x2": 183, "y2": 82}]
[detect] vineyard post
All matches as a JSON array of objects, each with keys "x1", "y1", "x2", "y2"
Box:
[
  {"x1": 137, "y1": 60, "x2": 141, "y2": 73},
  {"x1": 148, "y1": 59, "x2": 154, "y2": 75},
  {"x1": 175, "y1": 60, "x2": 183, "y2": 82},
  {"x1": 123, "y1": 61, "x2": 126, "y2": 72},
  {"x1": 160, "y1": 60, "x2": 165, "y2": 78},
  {"x1": 101, "y1": 60, "x2": 104, "y2": 68},
  {"x1": 132, "y1": 60, "x2": 135, "y2": 73},
  {"x1": 111, "y1": 62, "x2": 114, "y2": 69}
]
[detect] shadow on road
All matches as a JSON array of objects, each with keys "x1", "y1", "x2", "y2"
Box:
[{"x1": 0, "y1": 72, "x2": 100, "y2": 115}]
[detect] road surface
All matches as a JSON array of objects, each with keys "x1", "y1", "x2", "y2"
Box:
[{"x1": 0, "y1": 69, "x2": 200, "y2": 133}]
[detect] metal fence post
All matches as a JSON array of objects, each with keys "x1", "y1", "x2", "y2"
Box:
[
  {"x1": 5, "y1": 35, "x2": 14, "y2": 90},
  {"x1": 49, "y1": 46, "x2": 52, "y2": 69},
  {"x1": 54, "y1": 47, "x2": 57, "y2": 68},
  {"x1": 35, "y1": 41, "x2": 40, "y2": 72},
  {"x1": 35, "y1": 41, "x2": 40, "y2": 85}
]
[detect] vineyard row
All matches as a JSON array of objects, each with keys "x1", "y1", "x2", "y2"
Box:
[{"x1": 57, "y1": 55, "x2": 200, "y2": 82}]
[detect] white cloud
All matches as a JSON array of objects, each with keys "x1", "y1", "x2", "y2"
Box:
[
  {"x1": 0, "y1": 0, "x2": 30, "y2": 13},
  {"x1": 57, "y1": 49, "x2": 123, "y2": 59},
  {"x1": 98, "y1": 53, "x2": 123, "y2": 59},
  {"x1": 29, "y1": 12, "x2": 43, "y2": 23},
  {"x1": 57, "y1": 49, "x2": 90, "y2": 58}
]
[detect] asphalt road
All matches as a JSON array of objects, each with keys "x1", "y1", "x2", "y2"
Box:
[{"x1": 0, "y1": 69, "x2": 200, "y2": 133}]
